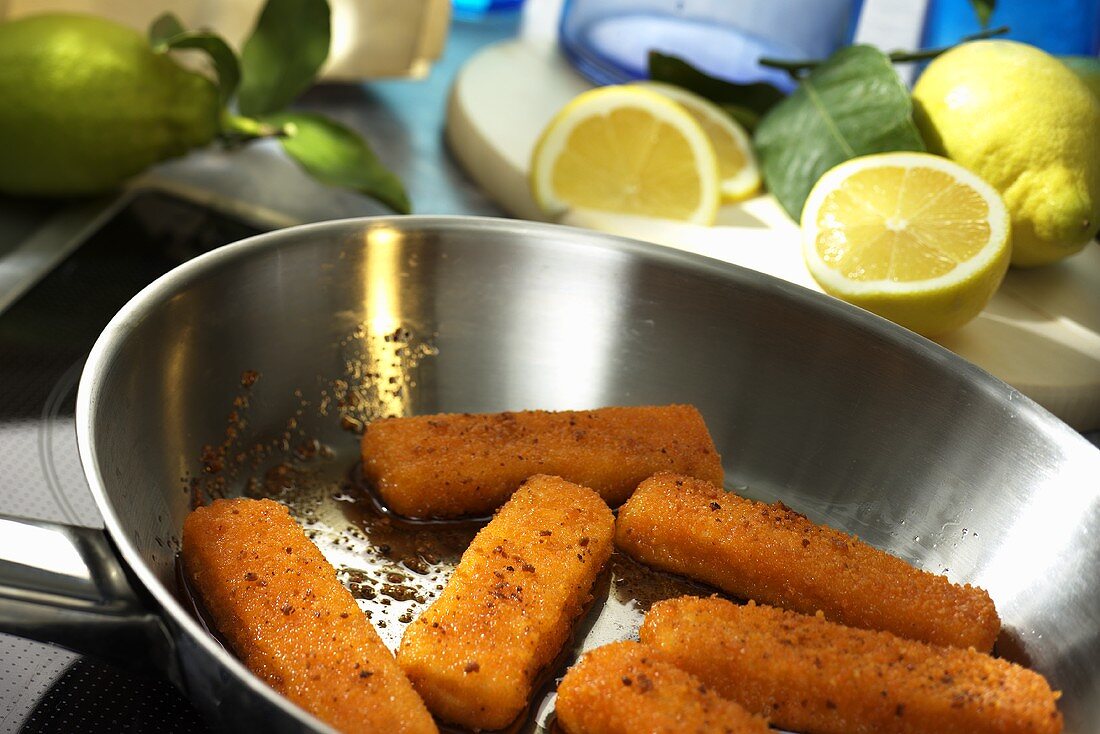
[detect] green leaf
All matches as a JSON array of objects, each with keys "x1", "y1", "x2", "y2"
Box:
[
  {"x1": 754, "y1": 45, "x2": 925, "y2": 220},
  {"x1": 648, "y1": 51, "x2": 785, "y2": 131},
  {"x1": 149, "y1": 13, "x2": 240, "y2": 104},
  {"x1": 719, "y1": 103, "x2": 764, "y2": 133},
  {"x1": 165, "y1": 35, "x2": 240, "y2": 104},
  {"x1": 265, "y1": 112, "x2": 410, "y2": 214},
  {"x1": 238, "y1": 0, "x2": 331, "y2": 117},
  {"x1": 149, "y1": 12, "x2": 186, "y2": 45},
  {"x1": 969, "y1": 0, "x2": 996, "y2": 28}
]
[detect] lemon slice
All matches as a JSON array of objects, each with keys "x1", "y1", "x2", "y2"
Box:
[
  {"x1": 638, "y1": 81, "x2": 761, "y2": 202},
  {"x1": 531, "y1": 86, "x2": 719, "y2": 225},
  {"x1": 802, "y1": 152, "x2": 1011, "y2": 336}
]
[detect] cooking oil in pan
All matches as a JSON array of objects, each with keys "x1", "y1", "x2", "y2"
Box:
[
  {"x1": 181, "y1": 444, "x2": 713, "y2": 732},
  {"x1": 178, "y1": 326, "x2": 716, "y2": 732}
]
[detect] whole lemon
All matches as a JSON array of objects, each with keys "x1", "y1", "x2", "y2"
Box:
[
  {"x1": 913, "y1": 40, "x2": 1100, "y2": 267},
  {"x1": 0, "y1": 14, "x2": 220, "y2": 197}
]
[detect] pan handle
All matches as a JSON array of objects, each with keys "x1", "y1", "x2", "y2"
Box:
[{"x1": 0, "y1": 514, "x2": 181, "y2": 686}]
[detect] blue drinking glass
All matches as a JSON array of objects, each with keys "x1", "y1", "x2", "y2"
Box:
[
  {"x1": 922, "y1": 0, "x2": 1100, "y2": 55},
  {"x1": 453, "y1": 0, "x2": 525, "y2": 19},
  {"x1": 559, "y1": 0, "x2": 863, "y2": 92}
]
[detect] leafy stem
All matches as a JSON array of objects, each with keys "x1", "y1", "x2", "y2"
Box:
[
  {"x1": 759, "y1": 25, "x2": 1010, "y2": 76},
  {"x1": 219, "y1": 111, "x2": 289, "y2": 145},
  {"x1": 146, "y1": 1, "x2": 410, "y2": 213},
  {"x1": 220, "y1": 111, "x2": 287, "y2": 138}
]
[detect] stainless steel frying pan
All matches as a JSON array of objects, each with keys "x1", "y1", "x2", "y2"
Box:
[{"x1": 1, "y1": 216, "x2": 1098, "y2": 732}]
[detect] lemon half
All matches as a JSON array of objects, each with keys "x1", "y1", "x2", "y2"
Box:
[
  {"x1": 802, "y1": 152, "x2": 1011, "y2": 336},
  {"x1": 531, "y1": 85, "x2": 719, "y2": 225},
  {"x1": 639, "y1": 81, "x2": 761, "y2": 202}
]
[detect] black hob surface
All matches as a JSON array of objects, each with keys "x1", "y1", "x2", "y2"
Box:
[{"x1": 0, "y1": 190, "x2": 266, "y2": 733}]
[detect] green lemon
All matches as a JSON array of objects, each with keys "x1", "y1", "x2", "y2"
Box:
[
  {"x1": 913, "y1": 40, "x2": 1100, "y2": 268},
  {"x1": 1061, "y1": 55, "x2": 1100, "y2": 102},
  {"x1": 0, "y1": 13, "x2": 220, "y2": 197}
]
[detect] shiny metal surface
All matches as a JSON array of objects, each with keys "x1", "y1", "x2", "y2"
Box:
[
  {"x1": 0, "y1": 515, "x2": 177, "y2": 683},
  {"x1": 77, "y1": 216, "x2": 1100, "y2": 732}
]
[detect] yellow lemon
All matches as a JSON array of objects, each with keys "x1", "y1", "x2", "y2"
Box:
[
  {"x1": 802, "y1": 152, "x2": 1010, "y2": 336},
  {"x1": 0, "y1": 13, "x2": 220, "y2": 197},
  {"x1": 531, "y1": 86, "x2": 719, "y2": 225},
  {"x1": 913, "y1": 40, "x2": 1100, "y2": 267}
]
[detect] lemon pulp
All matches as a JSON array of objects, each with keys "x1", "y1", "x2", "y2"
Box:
[
  {"x1": 815, "y1": 166, "x2": 992, "y2": 282},
  {"x1": 531, "y1": 86, "x2": 719, "y2": 224},
  {"x1": 802, "y1": 152, "x2": 1010, "y2": 336}
]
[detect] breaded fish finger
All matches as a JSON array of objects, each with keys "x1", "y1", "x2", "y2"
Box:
[
  {"x1": 183, "y1": 498, "x2": 437, "y2": 734},
  {"x1": 555, "y1": 640, "x2": 769, "y2": 734},
  {"x1": 397, "y1": 475, "x2": 615, "y2": 730},
  {"x1": 616, "y1": 473, "x2": 1000, "y2": 650},
  {"x1": 641, "y1": 596, "x2": 1063, "y2": 734},
  {"x1": 361, "y1": 405, "x2": 722, "y2": 518}
]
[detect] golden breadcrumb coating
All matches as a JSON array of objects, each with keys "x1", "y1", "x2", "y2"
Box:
[
  {"x1": 616, "y1": 472, "x2": 1000, "y2": 650},
  {"x1": 555, "y1": 641, "x2": 769, "y2": 734},
  {"x1": 397, "y1": 475, "x2": 615, "y2": 730},
  {"x1": 361, "y1": 405, "x2": 722, "y2": 518},
  {"x1": 641, "y1": 596, "x2": 1062, "y2": 734},
  {"x1": 182, "y1": 498, "x2": 437, "y2": 734}
]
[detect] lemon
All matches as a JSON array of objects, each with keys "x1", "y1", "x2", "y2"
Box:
[
  {"x1": 801, "y1": 152, "x2": 1010, "y2": 336},
  {"x1": 912, "y1": 40, "x2": 1100, "y2": 268},
  {"x1": 0, "y1": 13, "x2": 220, "y2": 197},
  {"x1": 530, "y1": 86, "x2": 719, "y2": 224},
  {"x1": 637, "y1": 81, "x2": 761, "y2": 202}
]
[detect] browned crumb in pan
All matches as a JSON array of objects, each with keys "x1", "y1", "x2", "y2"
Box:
[
  {"x1": 182, "y1": 498, "x2": 437, "y2": 734},
  {"x1": 360, "y1": 405, "x2": 722, "y2": 518},
  {"x1": 641, "y1": 596, "x2": 1062, "y2": 734},
  {"x1": 397, "y1": 474, "x2": 615, "y2": 730},
  {"x1": 616, "y1": 472, "x2": 1000, "y2": 651},
  {"x1": 555, "y1": 640, "x2": 769, "y2": 734}
]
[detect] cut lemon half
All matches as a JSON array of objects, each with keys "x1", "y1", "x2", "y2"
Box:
[
  {"x1": 531, "y1": 86, "x2": 719, "y2": 225},
  {"x1": 638, "y1": 81, "x2": 761, "y2": 202},
  {"x1": 802, "y1": 152, "x2": 1011, "y2": 336}
]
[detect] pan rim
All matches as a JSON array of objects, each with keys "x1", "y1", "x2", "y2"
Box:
[{"x1": 73, "y1": 214, "x2": 1095, "y2": 729}]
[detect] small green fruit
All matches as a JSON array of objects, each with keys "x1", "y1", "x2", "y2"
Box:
[{"x1": 0, "y1": 13, "x2": 220, "y2": 197}]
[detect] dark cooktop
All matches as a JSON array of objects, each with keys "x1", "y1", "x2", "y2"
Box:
[{"x1": 0, "y1": 190, "x2": 266, "y2": 733}]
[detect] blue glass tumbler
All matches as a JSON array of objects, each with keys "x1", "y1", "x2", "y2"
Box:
[{"x1": 559, "y1": 0, "x2": 863, "y2": 92}]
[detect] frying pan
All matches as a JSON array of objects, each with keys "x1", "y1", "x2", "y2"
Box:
[{"x1": 1, "y1": 216, "x2": 1098, "y2": 732}]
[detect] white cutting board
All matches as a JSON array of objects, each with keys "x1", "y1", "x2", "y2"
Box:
[{"x1": 445, "y1": 38, "x2": 1100, "y2": 431}]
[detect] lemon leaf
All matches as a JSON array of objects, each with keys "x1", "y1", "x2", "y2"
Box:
[
  {"x1": 969, "y1": 0, "x2": 996, "y2": 28},
  {"x1": 149, "y1": 14, "x2": 240, "y2": 105},
  {"x1": 755, "y1": 45, "x2": 924, "y2": 220},
  {"x1": 148, "y1": 13, "x2": 185, "y2": 45},
  {"x1": 238, "y1": 0, "x2": 330, "y2": 117},
  {"x1": 647, "y1": 51, "x2": 784, "y2": 131},
  {"x1": 265, "y1": 111, "x2": 410, "y2": 214},
  {"x1": 718, "y1": 103, "x2": 763, "y2": 133}
]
